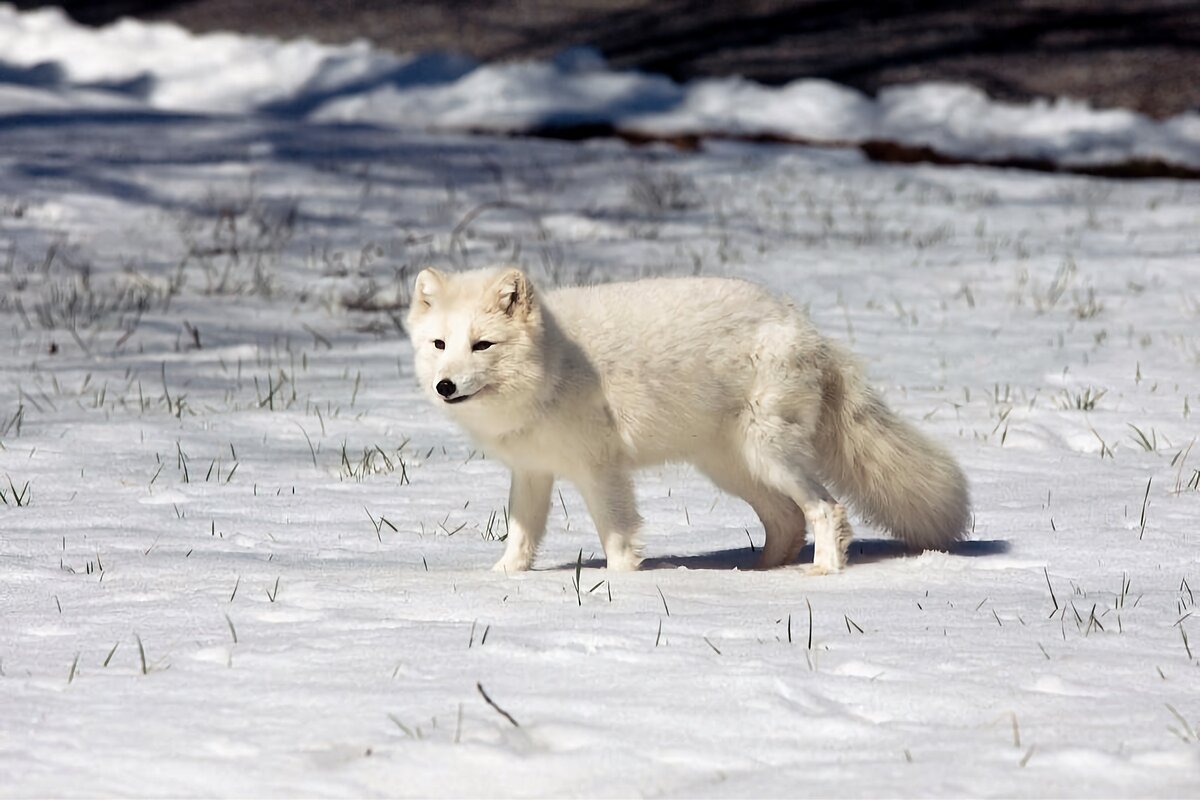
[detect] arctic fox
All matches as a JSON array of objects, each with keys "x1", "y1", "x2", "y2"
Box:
[{"x1": 407, "y1": 267, "x2": 969, "y2": 573}]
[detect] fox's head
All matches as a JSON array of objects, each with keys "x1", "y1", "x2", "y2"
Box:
[{"x1": 407, "y1": 267, "x2": 547, "y2": 425}]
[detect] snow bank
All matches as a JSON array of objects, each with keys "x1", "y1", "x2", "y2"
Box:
[
  {"x1": 0, "y1": 4, "x2": 414, "y2": 112},
  {"x1": 2, "y1": 3, "x2": 1199, "y2": 168}
]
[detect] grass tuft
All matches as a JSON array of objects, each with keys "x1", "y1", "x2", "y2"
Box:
[
  {"x1": 1165, "y1": 704, "x2": 1197, "y2": 743},
  {"x1": 0, "y1": 476, "x2": 31, "y2": 507}
]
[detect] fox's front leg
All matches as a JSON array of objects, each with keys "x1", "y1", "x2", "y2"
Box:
[
  {"x1": 492, "y1": 470, "x2": 553, "y2": 573},
  {"x1": 576, "y1": 468, "x2": 644, "y2": 571}
]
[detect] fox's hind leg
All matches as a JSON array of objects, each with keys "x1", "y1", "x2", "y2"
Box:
[
  {"x1": 747, "y1": 491, "x2": 808, "y2": 569},
  {"x1": 802, "y1": 486, "x2": 853, "y2": 575},
  {"x1": 743, "y1": 419, "x2": 854, "y2": 574},
  {"x1": 492, "y1": 471, "x2": 553, "y2": 573},
  {"x1": 697, "y1": 456, "x2": 806, "y2": 568}
]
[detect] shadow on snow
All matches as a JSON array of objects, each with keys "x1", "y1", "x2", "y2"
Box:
[{"x1": 549, "y1": 538, "x2": 1011, "y2": 572}]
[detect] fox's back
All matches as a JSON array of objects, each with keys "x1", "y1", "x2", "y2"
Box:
[
  {"x1": 547, "y1": 276, "x2": 796, "y2": 359},
  {"x1": 541, "y1": 277, "x2": 815, "y2": 462}
]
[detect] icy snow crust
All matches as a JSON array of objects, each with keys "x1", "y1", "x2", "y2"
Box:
[{"x1": 1, "y1": 4, "x2": 1200, "y2": 798}]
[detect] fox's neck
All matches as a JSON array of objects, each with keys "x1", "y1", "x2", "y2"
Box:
[
  {"x1": 502, "y1": 307, "x2": 570, "y2": 431},
  {"x1": 457, "y1": 307, "x2": 570, "y2": 444}
]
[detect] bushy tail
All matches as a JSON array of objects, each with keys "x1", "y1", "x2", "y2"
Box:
[{"x1": 814, "y1": 349, "x2": 970, "y2": 550}]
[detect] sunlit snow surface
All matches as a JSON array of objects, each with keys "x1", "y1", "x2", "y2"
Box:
[{"x1": 1, "y1": 6, "x2": 1200, "y2": 799}]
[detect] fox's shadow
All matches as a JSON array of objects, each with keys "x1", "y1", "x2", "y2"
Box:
[{"x1": 554, "y1": 538, "x2": 1010, "y2": 572}]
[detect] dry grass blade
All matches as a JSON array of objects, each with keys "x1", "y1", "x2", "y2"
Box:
[{"x1": 476, "y1": 682, "x2": 519, "y2": 727}]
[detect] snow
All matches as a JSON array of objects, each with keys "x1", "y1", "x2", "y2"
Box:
[
  {"x1": 2, "y1": 5, "x2": 1200, "y2": 798},
  {"x1": 4, "y1": 4, "x2": 1200, "y2": 170}
]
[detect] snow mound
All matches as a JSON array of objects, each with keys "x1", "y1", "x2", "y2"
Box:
[{"x1": 2, "y1": 4, "x2": 1200, "y2": 169}]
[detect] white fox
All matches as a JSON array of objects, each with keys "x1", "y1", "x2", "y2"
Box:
[{"x1": 407, "y1": 267, "x2": 969, "y2": 573}]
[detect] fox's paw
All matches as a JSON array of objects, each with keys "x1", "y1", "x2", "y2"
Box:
[
  {"x1": 755, "y1": 553, "x2": 789, "y2": 570},
  {"x1": 491, "y1": 554, "x2": 533, "y2": 574},
  {"x1": 604, "y1": 551, "x2": 643, "y2": 572},
  {"x1": 756, "y1": 536, "x2": 803, "y2": 570}
]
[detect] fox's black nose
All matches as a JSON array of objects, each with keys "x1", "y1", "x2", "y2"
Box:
[{"x1": 436, "y1": 379, "x2": 456, "y2": 398}]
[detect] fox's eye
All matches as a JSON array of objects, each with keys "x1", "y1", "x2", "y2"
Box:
[
  {"x1": 472, "y1": 341, "x2": 493, "y2": 352},
  {"x1": 433, "y1": 339, "x2": 445, "y2": 350}
]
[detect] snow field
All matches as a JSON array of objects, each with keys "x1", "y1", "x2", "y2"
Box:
[
  {"x1": 1, "y1": 5, "x2": 1199, "y2": 795},
  {"x1": 2, "y1": 115, "x2": 1198, "y2": 795}
]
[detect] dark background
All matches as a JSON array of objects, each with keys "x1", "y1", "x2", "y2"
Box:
[{"x1": 15, "y1": 0, "x2": 1200, "y2": 118}]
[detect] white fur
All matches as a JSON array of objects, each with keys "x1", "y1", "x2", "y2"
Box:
[{"x1": 407, "y1": 267, "x2": 970, "y2": 572}]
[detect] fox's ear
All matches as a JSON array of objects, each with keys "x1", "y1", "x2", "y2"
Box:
[
  {"x1": 408, "y1": 268, "x2": 445, "y2": 322},
  {"x1": 489, "y1": 267, "x2": 535, "y2": 319}
]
